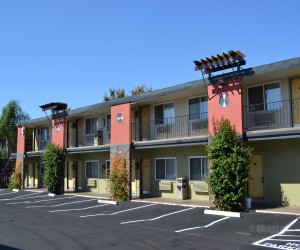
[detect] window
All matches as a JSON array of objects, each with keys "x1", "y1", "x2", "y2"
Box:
[
  {"x1": 155, "y1": 158, "x2": 176, "y2": 180},
  {"x1": 85, "y1": 161, "x2": 99, "y2": 178},
  {"x1": 248, "y1": 82, "x2": 281, "y2": 112},
  {"x1": 154, "y1": 103, "x2": 175, "y2": 125},
  {"x1": 40, "y1": 127, "x2": 49, "y2": 141},
  {"x1": 106, "y1": 115, "x2": 111, "y2": 132},
  {"x1": 189, "y1": 157, "x2": 208, "y2": 181},
  {"x1": 105, "y1": 160, "x2": 110, "y2": 178},
  {"x1": 189, "y1": 96, "x2": 208, "y2": 120},
  {"x1": 86, "y1": 117, "x2": 98, "y2": 134}
]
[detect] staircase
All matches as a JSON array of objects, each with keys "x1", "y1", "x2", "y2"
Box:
[{"x1": 0, "y1": 156, "x2": 16, "y2": 188}]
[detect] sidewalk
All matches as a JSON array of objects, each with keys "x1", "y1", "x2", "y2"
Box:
[{"x1": 24, "y1": 189, "x2": 300, "y2": 215}]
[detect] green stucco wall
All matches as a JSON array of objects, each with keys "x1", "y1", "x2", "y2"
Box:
[{"x1": 247, "y1": 138, "x2": 300, "y2": 205}]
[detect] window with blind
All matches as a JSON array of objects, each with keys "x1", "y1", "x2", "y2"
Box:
[
  {"x1": 154, "y1": 103, "x2": 175, "y2": 125},
  {"x1": 155, "y1": 158, "x2": 176, "y2": 180},
  {"x1": 188, "y1": 96, "x2": 208, "y2": 120}
]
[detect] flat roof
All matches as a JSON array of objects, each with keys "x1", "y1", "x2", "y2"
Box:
[{"x1": 23, "y1": 56, "x2": 300, "y2": 126}]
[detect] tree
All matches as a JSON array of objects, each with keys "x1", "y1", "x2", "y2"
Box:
[
  {"x1": 206, "y1": 118, "x2": 253, "y2": 211},
  {"x1": 42, "y1": 144, "x2": 65, "y2": 194},
  {"x1": 131, "y1": 84, "x2": 152, "y2": 95},
  {"x1": 0, "y1": 100, "x2": 30, "y2": 157},
  {"x1": 109, "y1": 155, "x2": 129, "y2": 201},
  {"x1": 103, "y1": 88, "x2": 126, "y2": 101}
]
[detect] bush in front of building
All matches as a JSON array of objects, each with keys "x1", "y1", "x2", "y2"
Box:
[
  {"x1": 8, "y1": 171, "x2": 21, "y2": 190},
  {"x1": 206, "y1": 118, "x2": 253, "y2": 212},
  {"x1": 109, "y1": 155, "x2": 129, "y2": 201},
  {"x1": 42, "y1": 144, "x2": 65, "y2": 195}
]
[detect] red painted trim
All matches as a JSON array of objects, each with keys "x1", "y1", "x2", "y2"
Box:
[
  {"x1": 51, "y1": 118, "x2": 66, "y2": 147},
  {"x1": 17, "y1": 126, "x2": 26, "y2": 154},
  {"x1": 208, "y1": 79, "x2": 243, "y2": 135},
  {"x1": 111, "y1": 103, "x2": 132, "y2": 145}
]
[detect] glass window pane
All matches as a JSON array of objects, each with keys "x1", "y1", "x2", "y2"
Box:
[
  {"x1": 86, "y1": 119, "x2": 91, "y2": 134},
  {"x1": 201, "y1": 157, "x2": 208, "y2": 180},
  {"x1": 190, "y1": 158, "x2": 202, "y2": 180},
  {"x1": 86, "y1": 162, "x2": 92, "y2": 178},
  {"x1": 155, "y1": 105, "x2": 164, "y2": 125},
  {"x1": 189, "y1": 98, "x2": 200, "y2": 120},
  {"x1": 265, "y1": 83, "x2": 280, "y2": 110},
  {"x1": 92, "y1": 162, "x2": 98, "y2": 178},
  {"x1": 249, "y1": 86, "x2": 264, "y2": 111},
  {"x1": 107, "y1": 115, "x2": 111, "y2": 132},
  {"x1": 166, "y1": 159, "x2": 176, "y2": 180},
  {"x1": 156, "y1": 159, "x2": 165, "y2": 179}
]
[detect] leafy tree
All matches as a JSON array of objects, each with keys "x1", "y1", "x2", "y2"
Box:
[
  {"x1": 131, "y1": 84, "x2": 152, "y2": 95},
  {"x1": 42, "y1": 144, "x2": 65, "y2": 194},
  {"x1": 0, "y1": 100, "x2": 30, "y2": 157},
  {"x1": 206, "y1": 118, "x2": 253, "y2": 211},
  {"x1": 104, "y1": 88, "x2": 126, "y2": 101}
]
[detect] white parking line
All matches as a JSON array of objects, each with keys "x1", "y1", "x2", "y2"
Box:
[
  {"x1": 80, "y1": 204, "x2": 156, "y2": 218},
  {"x1": 12, "y1": 192, "x2": 42, "y2": 199},
  {"x1": 6, "y1": 196, "x2": 75, "y2": 205},
  {"x1": 27, "y1": 199, "x2": 97, "y2": 208},
  {"x1": 0, "y1": 192, "x2": 14, "y2": 196},
  {"x1": 50, "y1": 204, "x2": 109, "y2": 213},
  {"x1": 2, "y1": 195, "x2": 47, "y2": 201},
  {"x1": 120, "y1": 207, "x2": 195, "y2": 224},
  {"x1": 253, "y1": 218, "x2": 300, "y2": 248},
  {"x1": 175, "y1": 217, "x2": 230, "y2": 233}
]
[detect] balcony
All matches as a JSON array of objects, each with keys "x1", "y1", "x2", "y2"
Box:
[
  {"x1": 243, "y1": 99, "x2": 300, "y2": 131},
  {"x1": 65, "y1": 129, "x2": 110, "y2": 148},
  {"x1": 132, "y1": 113, "x2": 208, "y2": 141}
]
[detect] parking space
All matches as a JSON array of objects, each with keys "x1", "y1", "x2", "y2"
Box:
[{"x1": 0, "y1": 189, "x2": 299, "y2": 249}]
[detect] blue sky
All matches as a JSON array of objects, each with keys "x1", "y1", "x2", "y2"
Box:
[{"x1": 1, "y1": 1, "x2": 300, "y2": 119}]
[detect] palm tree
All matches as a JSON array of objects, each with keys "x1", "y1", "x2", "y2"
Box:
[{"x1": 0, "y1": 100, "x2": 30, "y2": 157}]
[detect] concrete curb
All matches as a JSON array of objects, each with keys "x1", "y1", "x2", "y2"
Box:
[
  {"x1": 98, "y1": 199, "x2": 118, "y2": 205},
  {"x1": 204, "y1": 209, "x2": 241, "y2": 218},
  {"x1": 255, "y1": 210, "x2": 300, "y2": 216},
  {"x1": 64, "y1": 193, "x2": 110, "y2": 200},
  {"x1": 131, "y1": 199, "x2": 210, "y2": 208}
]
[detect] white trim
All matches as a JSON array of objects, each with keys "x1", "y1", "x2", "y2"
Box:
[
  {"x1": 155, "y1": 157, "x2": 177, "y2": 180},
  {"x1": 188, "y1": 156, "x2": 208, "y2": 181},
  {"x1": 85, "y1": 160, "x2": 100, "y2": 178}
]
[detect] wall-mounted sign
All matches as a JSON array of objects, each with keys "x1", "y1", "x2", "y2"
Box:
[
  {"x1": 117, "y1": 113, "x2": 123, "y2": 123},
  {"x1": 219, "y1": 93, "x2": 229, "y2": 108},
  {"x1": 56, "y1": 125, "x2": 60, "y2": 133}
]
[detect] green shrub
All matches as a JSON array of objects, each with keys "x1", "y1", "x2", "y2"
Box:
[
  {"x1": 109, "y1": 156, "x2": 129, "y2": 201},
  {"x1": 42, "y1": 144, "x2": 65, "y2": 195},
  {"x1": 8, "y1": 171, "x2": 21, "y2": 190},
  {"x1": 206, "y1": 118, "x2": 253, "y2": 211}
]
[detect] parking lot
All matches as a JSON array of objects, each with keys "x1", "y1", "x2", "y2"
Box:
[{"x1": 0, "y1": 189, "x2": 299, "y2": 249}]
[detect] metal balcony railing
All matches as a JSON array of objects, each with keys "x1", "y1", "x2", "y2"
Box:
[
  {"x1": 65, "y1": 129, "x2": 111, "y2": 148},
  {"x1": 132, "y1": 113, "x2": 208, "y2": 141},
  {"x1": 242, "y1": 99, "x2": 300, "y2": 131}
]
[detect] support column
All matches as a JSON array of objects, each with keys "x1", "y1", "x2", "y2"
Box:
[
  {"x1": 16, "y1": 125, "x2": 26, "y2": 189},
  {"x1": 110, "y1": 103, "x2": 132, "y2": 199}
]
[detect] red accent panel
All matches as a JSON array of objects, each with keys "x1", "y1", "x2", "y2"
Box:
[
  {"x1": 111, "y1": 103, "x2": 131, "y2": 145},
  {"x1": 17, "y1": 126, "x2": 26, "y2": 154},
  {"x1": 208, "y1": 79, "x2": 243, "y2": 135},
  {"x1": 51, "y1": 118, "x2": 66, "y2": 147}
]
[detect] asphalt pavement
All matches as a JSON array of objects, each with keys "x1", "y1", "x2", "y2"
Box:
[{"x1": 0, "y1": 190, "x2": 299, "y2": 250}]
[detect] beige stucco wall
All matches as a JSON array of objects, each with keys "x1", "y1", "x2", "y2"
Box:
[
  {"x1": 65, "y1": 151, "x2": 110, "y2": 193},
  {"x1": 247, "y1": 138, "x2": 300, "y2": 205},
  {"x1": 132, "y1": 145, "x2": 209, "y2": 200}
]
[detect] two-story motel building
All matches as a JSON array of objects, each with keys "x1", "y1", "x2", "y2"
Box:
[{"x1": 15, "y1": 56, "x2": 300, "y2": 206}]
